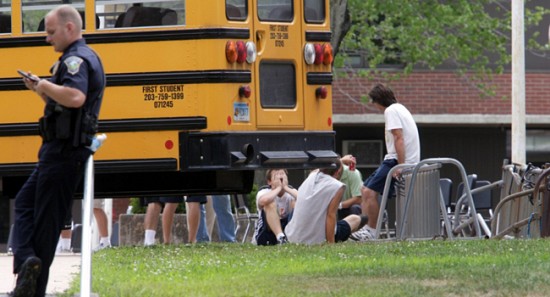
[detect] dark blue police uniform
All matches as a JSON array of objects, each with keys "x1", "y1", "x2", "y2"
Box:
[{"x1": 12, "y1": 38, "x2": 104, "y2": 297}]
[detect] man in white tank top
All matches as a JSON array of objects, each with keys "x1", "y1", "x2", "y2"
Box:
[{"x1": 285, "y1": 159, "x2": 368, "y2": 244}]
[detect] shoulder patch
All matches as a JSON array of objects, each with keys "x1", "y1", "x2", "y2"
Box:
[{"x1": 64, "y1": 56, "x2": 84, "y2": 75}]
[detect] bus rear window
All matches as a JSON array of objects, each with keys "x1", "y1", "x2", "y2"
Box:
[
  {"x1": 226, "y1": 0, "x2": 247, "y2": 21},
  {"x1": 259, "y1": 62, "x2": 296, "y2": 108},
  {"x1": 304, "y1": 0, "x2": 325, "y2": 23},
  {"x1": 258, "y1": 0, "x2": 293, "y2": 22}
]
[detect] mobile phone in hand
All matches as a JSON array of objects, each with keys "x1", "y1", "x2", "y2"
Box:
[{"x1": 17, "y1": 70, "x2": 40, "y2": 82}]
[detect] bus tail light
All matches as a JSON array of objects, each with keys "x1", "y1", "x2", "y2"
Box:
[
  {"x1": 314, "y1": 44, "x2": 324, "y2": 65},
  {"x1": 236, "y1": 41, "x2": 247, "y2": 63},
  {"x1": 239, "y1": 85, "x2": 251, "y2": 98},
  {"x1": 304, "y1": 43, "x2": 315, "y2": 65},
  {"x1": 322, "y1": 44, "x2": 333, "y2": 65},
  {"x1": 226, "y1": 41, "x2": 238, "y2": 63},
  {"x1": 316, "y1": 86, "x2": 327, "y2": 99},
  {"x1": 304, "y1": 43, "x2": 333, "y2": 65},
  {"x1": 245, "y1": 41, "x2": 257, "y2": 63}
]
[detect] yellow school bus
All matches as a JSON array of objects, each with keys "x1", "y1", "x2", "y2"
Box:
[{"x1": 0, "y1": 0, "x2": 335, "y2": 197}]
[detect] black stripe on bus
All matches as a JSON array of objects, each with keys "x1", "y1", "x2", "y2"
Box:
[
  {"x1": 0, "y1": 117, "x2": 207, "y2": 137},
  {"x1": 0, "y1": 28, "x2": 250, "y2": 48},
  {"x1": 93, "y1": 158, "x2": 178, "y2": 172},
  {"x1": 99, "y1": 117, "x2": 207, "y2": 132},
  {"x1": 305, "y1": 31, "x2": 331, "y2": 42},
  {"x1": 0, "y1": 70, "x2": 251, "y2": 91},
  {"x1": 307, "y1": 72, "x2": 333, "y2": 85},
  {"x1": 107, "y1": 70, "x2": 251, "y2": 86},
  {"x1": 0, "y1": 158, "x2": 178, "y2": 175}
]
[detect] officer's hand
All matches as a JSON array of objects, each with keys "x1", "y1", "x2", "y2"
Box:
[{"x1": 22, "y1": 74, "x2": 40, "y2": 91}]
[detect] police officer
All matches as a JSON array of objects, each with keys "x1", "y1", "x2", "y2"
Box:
[{"x1": 11, "y1": 5, "x2": 105, "y2": 297}]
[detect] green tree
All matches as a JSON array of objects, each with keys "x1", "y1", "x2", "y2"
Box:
[{"x1": 330, "y1": 0, "x2": 550, "y2": 97}]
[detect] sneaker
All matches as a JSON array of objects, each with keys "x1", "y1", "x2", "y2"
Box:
[
  {"x1": 277, "y1": 234, "x2": 288, "y2": 245},
  {"x1": 350, "y1": 225, "x2": 375, "y2": 242},
  {"x1": 10, "y1": 256, "x2": 42, "y2": 297},
  {"x1": 56, "y1": 246, "x2": 73, "y2": 255},
  {"x1": 93, "y1": 242, "x2": 111, "y2": 252}
]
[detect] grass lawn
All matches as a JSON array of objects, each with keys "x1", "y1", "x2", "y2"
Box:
[{"x1": 62, "y1": 239, "x2": 550, "y2": 297}]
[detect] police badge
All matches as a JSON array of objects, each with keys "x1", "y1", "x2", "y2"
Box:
[{"x1": 65, "y1": 56, "x2": 83, "y2": 75}]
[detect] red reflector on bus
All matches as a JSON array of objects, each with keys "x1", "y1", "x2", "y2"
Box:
[
  {"x1": 225, "y1": 41, "x2": 238, "y2": 63},
  {"x1": 165, "y1": 140, "x2": 174, "y2": 150},
  {"x1": 316, "y1": 86, "x2": 327, "y2": 99},
  {"x1": 328, "y1": 117, "x2": 332, "y2": 127},
  {"x1": 227, "y1": 116, "x2": 232, "y2": 126},
  {"x1": 239, "y1": 85, "x2": 251, "y2": 98}
]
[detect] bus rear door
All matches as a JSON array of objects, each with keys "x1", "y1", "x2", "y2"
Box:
[{"x1": 253, "y1": 0, "x2": 303, "y2": 129}]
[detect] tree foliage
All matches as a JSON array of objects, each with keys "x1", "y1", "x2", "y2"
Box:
[{"x1": 330, "y1": 0, "x2": 550, "y2": 96}]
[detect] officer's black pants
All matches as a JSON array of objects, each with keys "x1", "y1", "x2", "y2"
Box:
[{"x1": 12, "y1": 140, "x2": 90, "y2": 297}]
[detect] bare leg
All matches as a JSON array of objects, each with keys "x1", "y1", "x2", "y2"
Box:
[
  {"x1": 343, "y1": 214, "x2": 368, "y2": 233},
  {"x1": 60, "y1": 229, "x2": 71, "y2": 239},
  {"x1": 204, "y1": 196, "x2": 216, "y2": 238},
  {"x1": 263, "y1": 201, "x2": 283, "y2": 235},
  {"x1": 161, "y1": 203, "x2": 178, "y2": 244},
  {"x1": 186, "y1": 202, "x2": 200, "y2": 243},
  {"x1": 361, "y1": 186, "x2": 379, "y2": 229},
  {"x1": 144, "y1": 202, "x2": 161, "y2": 245},
  {"x1": 93, "y1": 208, "x2": 109, "y2": 238},
  {"x1": 144, "y1": 202, "x2": 161, "y2": 230}
]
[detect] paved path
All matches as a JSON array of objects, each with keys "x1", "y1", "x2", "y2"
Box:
[{"x1": 0, "y1": 253, "x2": 81, "y2": 296}]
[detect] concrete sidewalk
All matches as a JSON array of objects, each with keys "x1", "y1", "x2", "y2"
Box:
[{"x1": 0, "y1": 253, "x2": 81, "y2": 296}]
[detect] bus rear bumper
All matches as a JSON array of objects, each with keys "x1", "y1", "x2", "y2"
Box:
[{"x1": 180, "y1": 131, "x2": 337, "y2": 170}]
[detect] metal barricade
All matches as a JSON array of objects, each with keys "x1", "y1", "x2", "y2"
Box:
[
  {"x1": 395, "y1": 163, "x2": 441, "y2": 239},
  {"x1": 375, "y1": 157, "x2": 482, "y2": 241},
  {"x1": 491, "y1": 164, "x2": 547, "y2": 239}
]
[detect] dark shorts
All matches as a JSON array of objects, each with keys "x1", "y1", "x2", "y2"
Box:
[
  {"x1": 256, "y1": 210, "x2": 289, "y2": 246},
  {"x1": 337, "y1": 204, "x2": 362, "y2": 220},
  {"x1": 143, "y1": 196, "x2": 184, "y2": 206},
  {"x1": 185, "y1": 195, "x2": 207, "y2": 204},
  {"x1": 363, "y1": 158, "x2": 398, "y2": 197},
  {"x1": 335, "y1": 220, "x2": 352, "y2": 242}
]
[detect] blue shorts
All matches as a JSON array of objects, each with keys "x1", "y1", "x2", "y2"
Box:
[
  {"x1": 335, "y1": 220, "x2": 352, "y2": 242},
  {"x1": 363, "y1": 159, "x2": 398, "y2": 197},
  {"x1": 185, "y1": 195, "x2": 207, "y2": 204}
]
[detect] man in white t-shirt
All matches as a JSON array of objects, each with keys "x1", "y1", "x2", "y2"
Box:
[
  {"x1": 351, "y1": 84, "x2": 420, "y2": 242},
  {"x1": 253, "y1": 169, "x2": 297, "y2": 245}
]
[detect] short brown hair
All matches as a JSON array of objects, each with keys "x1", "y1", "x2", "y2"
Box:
[
  {"x1": 265, "y1": 169, "x2": 288, "y2": 182},
  {"x1": 320, "y1": 158, "x2": 342, "y2": 176}
]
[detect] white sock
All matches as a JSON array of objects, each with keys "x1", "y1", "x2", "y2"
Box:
[
  {"x1": 144, "y1": 230, "x2": 156, "y2": 246},
  {"x1": 60, "y1": 238, "x2": 71, "y2": 250},
  {"x1": 276, "y1": 232, "x2": 285, "y2": 239},
  {"x1": 100, "y1": 237, "x2": 111, "y2": 246}
]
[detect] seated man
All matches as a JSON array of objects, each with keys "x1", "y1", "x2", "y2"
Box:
[
  {"x1": 338, "y1": 155, "x2": 363, "y2": 220},
  {"x1": 253, "y1": 169, "x2": 297, "y2": 245},
  {"x1": 285, "y1": 159, "x2": 368, "y2": 244}
]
